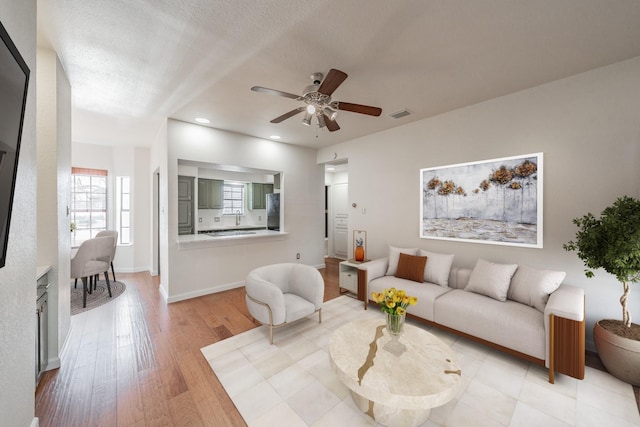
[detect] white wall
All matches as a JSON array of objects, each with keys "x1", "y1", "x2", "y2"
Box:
[
  {"x1": 318, "y1": 57, "x2": 640, "y2": 351},
  {"x1": 164, "y1": 119, "x2": 324, "y2": 301},
  {"x1": 71, "y1": 142, "x2": 152, "y2": 273},
  {"x1": 0, "y1": 1, "x2": 38, "y2": 425},
  {"x1": 36, "y1": 47, "x2": 72, "y2": 371}
]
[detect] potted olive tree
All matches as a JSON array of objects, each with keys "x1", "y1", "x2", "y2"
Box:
[{"x1": 564, "y1": 195, "x2": 640, "y2": 386}]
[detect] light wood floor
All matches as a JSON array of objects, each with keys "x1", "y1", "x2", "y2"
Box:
[
  {"x1": 35, "y1": 258, "x2": 638, "y2": 426},
  {"x1": 35, "y1": 258, "x2": 343, "y2": 427}
]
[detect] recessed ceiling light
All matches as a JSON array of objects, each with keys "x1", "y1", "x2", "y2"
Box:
[
  {"x1": 194, "y1": 117, "x2": 210, "y2": 124},
  {"x1": 270, "y1": 135, "x2": 281, "y2": 140}
]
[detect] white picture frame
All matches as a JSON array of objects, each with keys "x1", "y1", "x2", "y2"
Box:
[{"x1": 420, "y1": 153, "x2": 543, "y2": 248}]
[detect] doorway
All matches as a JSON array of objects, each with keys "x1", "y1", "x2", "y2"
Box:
[
  {"x1": 152, "y1": 169, "x2": 160, "y2": 276},
  {"x1": 324, "y1": 161, "x2": 348, "y2": 259}
]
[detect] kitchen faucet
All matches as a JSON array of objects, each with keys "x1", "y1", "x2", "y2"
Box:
[{"x1": 235, "y1": 210, "x2": 241, "y2": 226}]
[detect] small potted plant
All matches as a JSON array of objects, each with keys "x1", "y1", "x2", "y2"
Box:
[{"x1": 563, "y1": 195, "x2": 640, "y2": 385}]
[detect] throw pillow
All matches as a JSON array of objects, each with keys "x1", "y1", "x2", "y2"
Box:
[
  {"x1": 508, "y1": 264, "x2": 566, "y2": 312},
  {"x1": 465, "y1": 258, "x2": 518, "y2": 302},
  {"x1": 386, "y1": 246, "x2": 419, "y2": 276},
  {"x1": 395, "y1": 253, "x2": 427, "y2": 283},
  {"x1": 419, "y1": 249, "x2": 454, "y2": 287}
]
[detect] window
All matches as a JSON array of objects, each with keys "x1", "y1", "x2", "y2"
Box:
[
  {"x1": 71, "y1": 168, "x2": 107, "y2": 246},
  {"x1": 223, "y1": 182, "x2": 245, "y2": 215},
  {"x1": 117, "y1": 176, "x2": 131, "y2": 245}
]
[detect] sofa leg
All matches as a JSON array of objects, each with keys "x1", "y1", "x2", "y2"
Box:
[
  {"x1": 318, "y1": 308, "x2": 322, "y2": 324},
  {"x1": 269, "y1": 325, "x2": 274, "y2": 345},
  {"x1": 549, "y1": 314, "x2": 555, "y2": 384}
]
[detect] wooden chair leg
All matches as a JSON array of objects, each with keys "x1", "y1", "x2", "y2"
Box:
[
  {"x1": 104, "y1": 271, "x2": 112, "y2": 297},
  {"x1": 74, "y1": 278, "x2": 77, "y2": 289},
  {"x1": 81, "y1": 277, "x2": 88, "y2": 308},
  {"x1": 94, "y1": 274, "x2": 99, "y2": 291},
  {"x1": 88, "y1": 275, "x2": 92, "y2": 294},
  {"x1": 111, "y1": 262, "x2": 116, "y2": 282}
]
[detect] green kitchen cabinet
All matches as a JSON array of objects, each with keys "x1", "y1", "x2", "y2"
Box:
[
  {"x1": 198, "y1": 178, "x2": 223, "y2": 209},
  {"x1": 178, "y1": 175, "x2": 194, "y2": 234},
  {"x1": 250, "y1": 183, "x2": 274, "y2": 209}
]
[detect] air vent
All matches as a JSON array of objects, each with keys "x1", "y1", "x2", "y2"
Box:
[{"x1": 389, "y1": 109, "x2": 411, "y2": 119}]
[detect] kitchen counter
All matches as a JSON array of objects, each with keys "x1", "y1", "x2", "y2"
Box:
[
  {"x1": 178, "y1": 229, "x2": 288, "y2": 250},
  {"x1": 197, "y1": 225, "x2": 267, "y2": 233}
]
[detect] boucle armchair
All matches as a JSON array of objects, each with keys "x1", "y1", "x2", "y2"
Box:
[{"x1": 245, "y1": 263, "x2": 324, "y2": 344}]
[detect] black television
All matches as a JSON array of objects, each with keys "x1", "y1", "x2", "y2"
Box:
[{"x1": 0, "y1": 21, "x2": 30, "y2": 269}]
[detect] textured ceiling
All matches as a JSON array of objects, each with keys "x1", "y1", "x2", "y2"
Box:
[{"x1": 37, "y1": 0, "x2": 640, "y2": 148}]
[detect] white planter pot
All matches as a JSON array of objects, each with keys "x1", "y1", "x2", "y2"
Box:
[{"x1": 593, "y1": 320, "x2": 640, "y2": 386}]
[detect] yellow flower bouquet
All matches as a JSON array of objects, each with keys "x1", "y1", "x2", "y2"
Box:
[
  {"x1": 371, "y1": 287, "x2": 418, "y2": 316},
  {"x1": 371, "y1": 288, "x2": 418, "y2": 336}
]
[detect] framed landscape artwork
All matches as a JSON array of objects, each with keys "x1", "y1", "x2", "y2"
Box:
[{"x1": 420, "y1": 153, "x2": 543, "y2": 248}]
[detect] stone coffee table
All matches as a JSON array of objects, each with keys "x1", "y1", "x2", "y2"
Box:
[{"x1": 329, "y1": 318, "x2": 461, "y2": 427}]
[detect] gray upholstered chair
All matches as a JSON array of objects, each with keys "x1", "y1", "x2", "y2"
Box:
[
  {"x1": 70, "y1": 236, "x2": 115, "y2": 308},
  {"x1": 95, "y1": 230, "x2": 118, "y2": 282},
  {"x1": 245, "y1": 263, "x2": 324, "y2": 344}
]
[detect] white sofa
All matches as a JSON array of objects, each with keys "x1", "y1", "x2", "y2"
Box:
[{"x1": 358, "y1": 247, "x2": 585, "y2": 383}]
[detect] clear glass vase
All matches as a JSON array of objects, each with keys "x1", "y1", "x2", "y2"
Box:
[
  {"x1": 386, "y1": 313, "x2": 405, "y2": 336},
  {"x1": 384, "y1": 313, "x2": 407, "y2": 356}
]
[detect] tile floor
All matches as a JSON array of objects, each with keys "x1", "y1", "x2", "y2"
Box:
[{"x1": 201, "y1": 296, "x2": 640, "y2": 427}]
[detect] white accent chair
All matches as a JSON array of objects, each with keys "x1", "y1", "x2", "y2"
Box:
[
  {"x1": 70, "y1": 236, "x2": 115, "y2": 308},
  {"x1": 245, "y1": 263, "x2": 324, "y2": 344}
]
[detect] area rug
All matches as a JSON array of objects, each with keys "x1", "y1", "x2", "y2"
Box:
[
  {"x1": 70, "y1": 279, "x2": 126, "y2": 315},
  {"x1": 201, "y1": 296, "x2": 640, "y2": 427}
]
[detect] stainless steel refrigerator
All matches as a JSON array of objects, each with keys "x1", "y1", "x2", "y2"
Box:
[{"x1": 266, "y1": 193, "x2": 280, "y2": 231}]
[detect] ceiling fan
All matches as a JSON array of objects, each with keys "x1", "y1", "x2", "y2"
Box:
[{"x1": 251, "y1": 69, "x2": 382, "y2": 132}]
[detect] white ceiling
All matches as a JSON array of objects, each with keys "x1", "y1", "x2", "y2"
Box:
[{"x1": 37, "y1": 0, "x2": 640, "y2": 148}]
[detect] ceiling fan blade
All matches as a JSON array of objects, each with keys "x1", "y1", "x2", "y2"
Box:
[
  {"x1": 324, "y1": 115, "x2": 340, "y2": 132},
  {"x1": 251, "y1": 86, "x2": 301, "y2": 100},
  {"x1": 317, "y1": 69, "x2": 348, "y2": 96},
  {"x1": 270, "y1": 107, "x2": 305, "y2": 123},
  {"x1": 335, "y1": 101, "x2": 382, "y2": 116}
]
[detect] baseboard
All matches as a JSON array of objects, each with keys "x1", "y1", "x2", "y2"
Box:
[
  {"x1": 158, "y1": 283, "x2": 169, "y2": 302},
  {"x1": 113, "y1": 266, "x2": 151, "y2": 274},
  {"x1": 46, "y1": 356, "x2": 61, "y2": 371},
  {"x1": 166, "y1": 280, "x2": 245, "y2": 303}
]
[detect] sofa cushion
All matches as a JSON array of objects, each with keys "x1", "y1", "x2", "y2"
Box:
[
  {"x1": 419, "y1": 249, "x2": 455, "y2": 287},
  {"x1": 395, "y1": 253, "x2": 427, "y2": 283},
  {"x1": 385, "y1": 246, "x2": 419, "y2": 276},
  {"x1": 508, "y1": 264, "x2": 566, "y2": 312},
  {"x1": 435, "y1": 289, "x2": 545, "y2": 360},
  {"x1": 368, "y1": 275, "x2": 450, "y2": 322},
  {"x1": 465, "y1": 258, "x2": 518, "y2": 302}
]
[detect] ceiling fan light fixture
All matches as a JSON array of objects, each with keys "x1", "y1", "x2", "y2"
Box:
[
  {"x1": 302, "y1": 112, "x2": 312, "y2": 126},
  {"x1": 306, "y1": 104, "x2": 316, "y2": 114},
  {"x1": 317, "y1": 114, "x2": 326, "y2": 128},
  {"x1": 323, "y1": 106, "x2": 338, "y2": 121}
]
